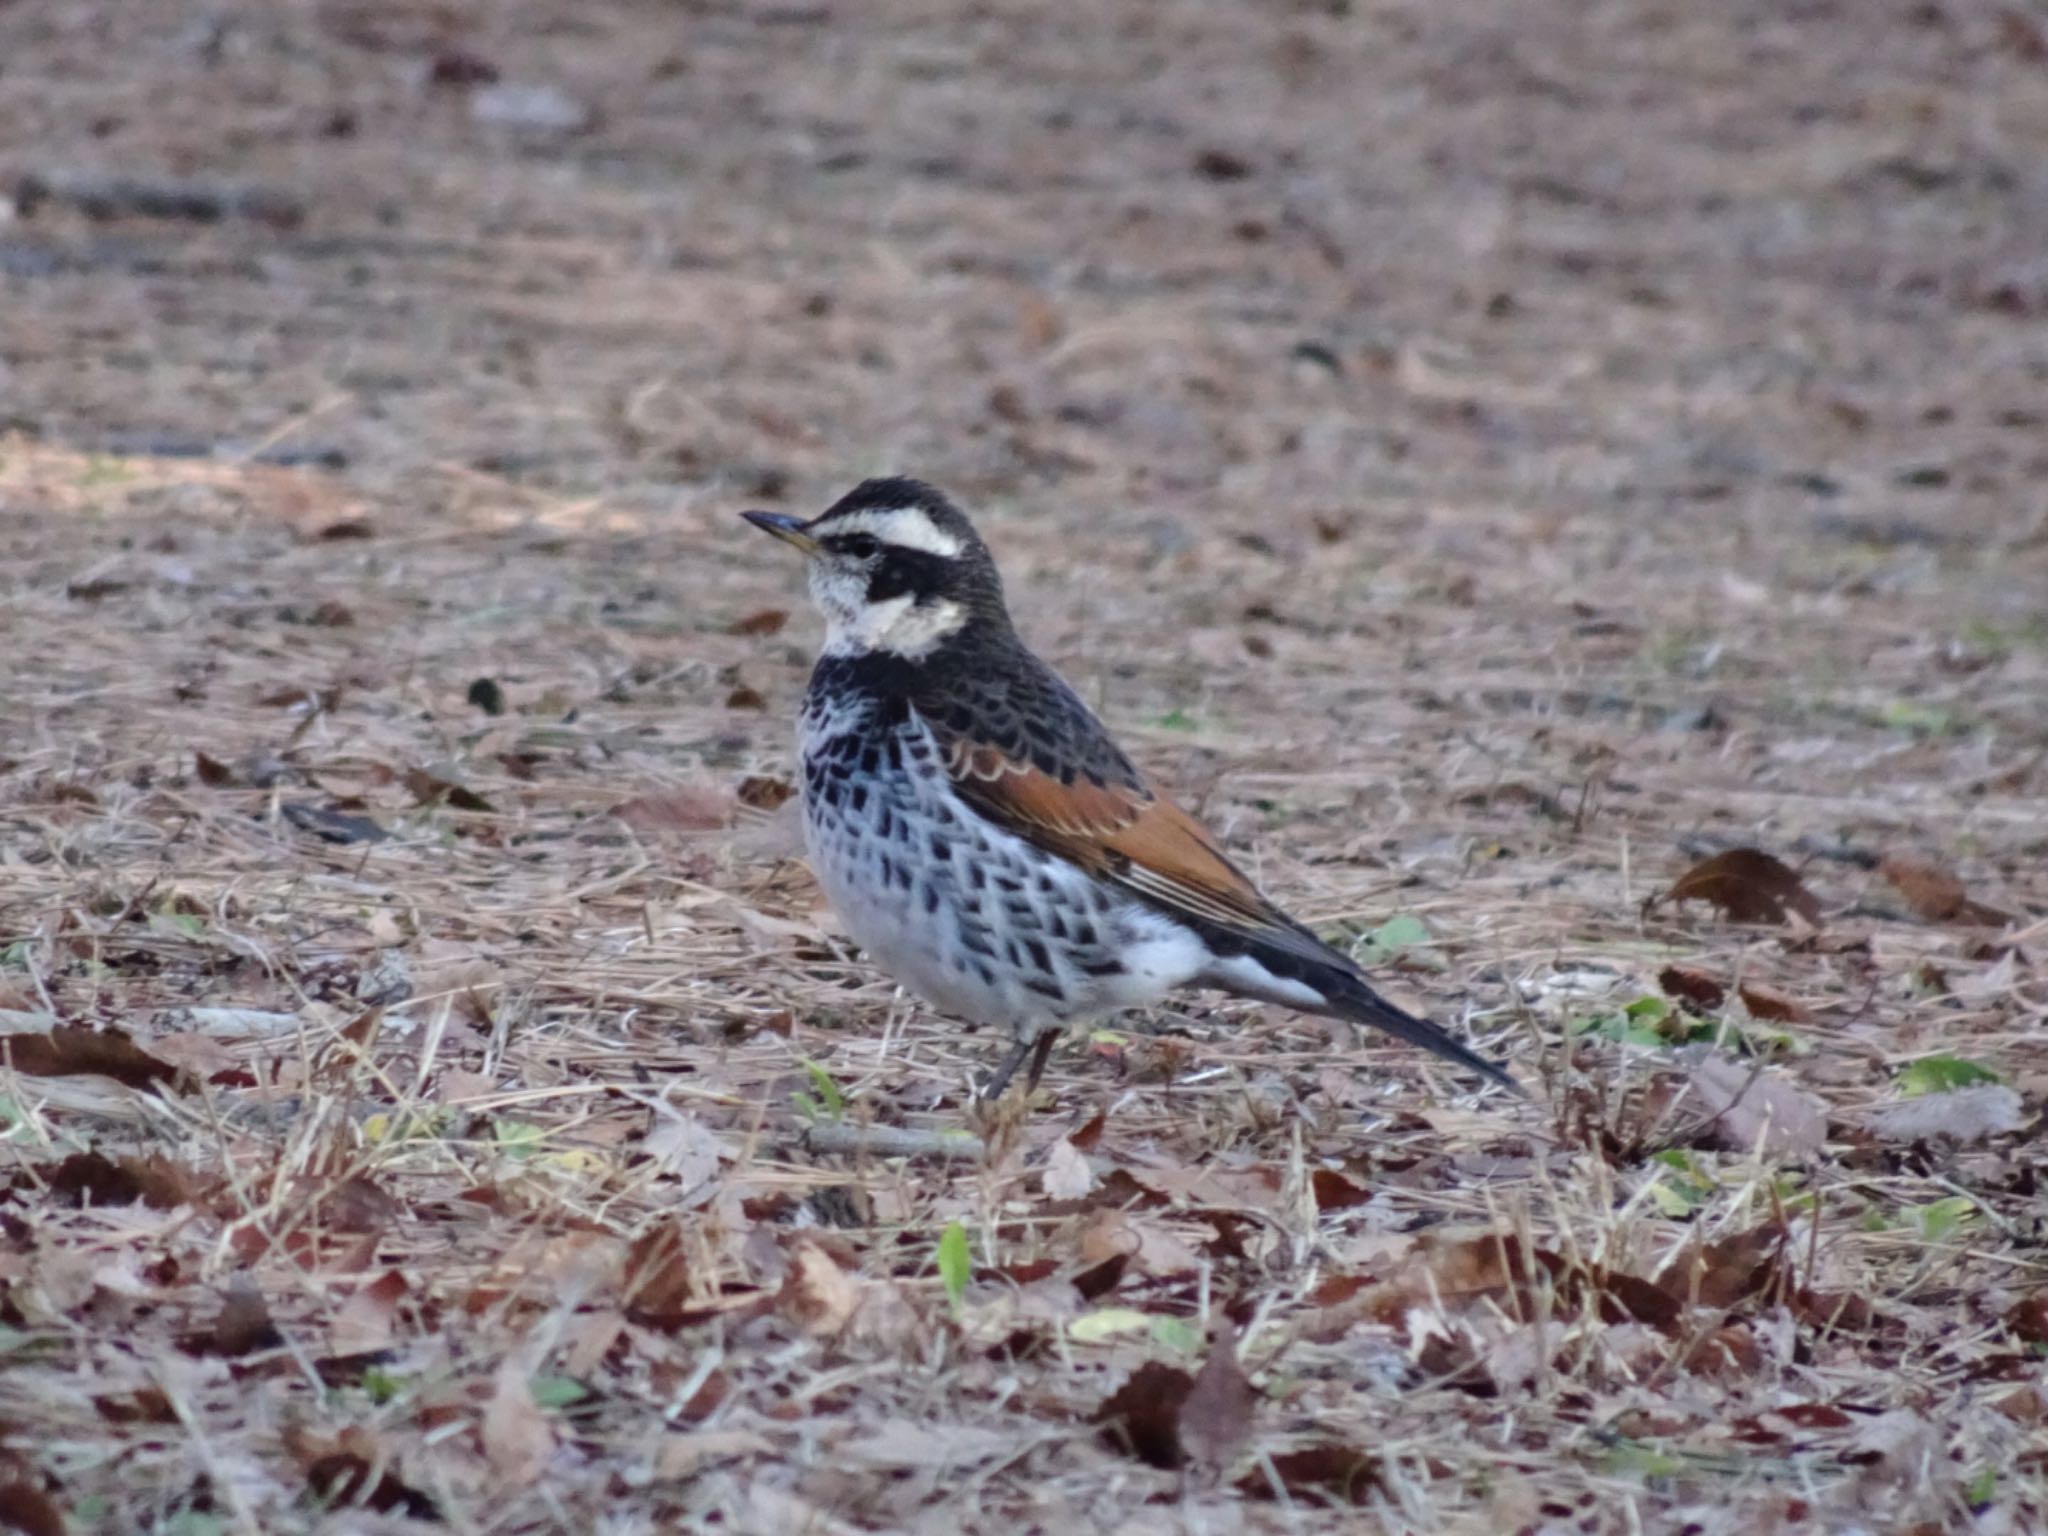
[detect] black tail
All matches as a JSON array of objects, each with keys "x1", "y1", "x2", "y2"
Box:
[
  {"x1": 1199, "y1": 929, "x2": 1520, "y2": 1093},
  {"x1": 1316, "y1": 968, "x2": 1521, "y2": 1094}
]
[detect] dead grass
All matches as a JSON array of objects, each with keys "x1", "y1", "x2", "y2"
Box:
[{"x1": 1, "y1": 1, "x2": 2047, "y2": 1532}]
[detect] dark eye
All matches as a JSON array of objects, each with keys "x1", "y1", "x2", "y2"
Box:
[{"x1": 835, "y1": 534, "x2": 880, "y2": 559}]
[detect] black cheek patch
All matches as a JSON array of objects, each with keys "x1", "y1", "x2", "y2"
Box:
[{"x1": 864, "y1": 548, "x2": 948, "y2": 605}]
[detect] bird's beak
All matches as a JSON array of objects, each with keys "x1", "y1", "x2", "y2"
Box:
[{"x1": 741, "y1": 510, "x2": 820, "y2": 555}]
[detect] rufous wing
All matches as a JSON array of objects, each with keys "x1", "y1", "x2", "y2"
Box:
[{"x1": 944, "y1": 739, "x2": 1289, "y2": 938}]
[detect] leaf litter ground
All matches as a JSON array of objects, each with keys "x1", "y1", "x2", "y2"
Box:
[{"x1": 1, "y1": 2, "x2": 2046, "y2": 1532}]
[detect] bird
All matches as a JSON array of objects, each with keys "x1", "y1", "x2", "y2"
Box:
[{"x1": 742, "y1": 478, "x2": 1516, "y2": 1102}]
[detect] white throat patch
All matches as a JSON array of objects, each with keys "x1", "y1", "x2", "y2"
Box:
[
  {"x1": 821, "y1": 593, "x2": 967, "y2": 659},
  {"x1": 817, "y1": 506, "x2": 963, "y2": 559}
]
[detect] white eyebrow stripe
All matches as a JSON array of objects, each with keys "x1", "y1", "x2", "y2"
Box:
[{"x1": 818, "y1": 507, "x2": 963, "y2": 559}]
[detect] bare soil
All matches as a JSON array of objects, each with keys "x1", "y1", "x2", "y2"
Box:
[{"x1": 1, "y1": 1, "x2": 2046, "y2": 1532}]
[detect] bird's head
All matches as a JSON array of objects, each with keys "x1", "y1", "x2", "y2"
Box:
[{"x1": 743, "y1": 478, "x2": 1007, "y2": 658}]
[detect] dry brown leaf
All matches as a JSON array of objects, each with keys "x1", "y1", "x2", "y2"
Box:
[
  {"x1": 612, "y1": 785, "x2": 735, "y2": 835},
  {"x1": 1656, "y1": 1223, "x2": 1788, "y2": 1310},
  {"x1": 1238, "y1": 1443, "x2": 1381, "y2": 1505},
  {"x1": 328, "y1": 1270, "x2": 407, "y2": 1355},
  {"x1": 1095, "y1": 1360, "x2": 1195, "y2": 1469},
  {"x1": 283, "y1": 1424, "x2": 438, "y2": 1519},
  {"x1": 778, "y1": 1240, "x2": 860, "y2": 1335},
  {"x1": 1685, "y1": 1055, "x2": 1827, "y2": 1157},
  {"x1": 1178, "y1": 1323, "x2": 1257, "y2": 1471},
  {"x1": 642, "y1": 1111, "x2": 730, "y2": 1187},
  {"x1": 0, "y1": 1474, "x2": 64, "y2": 1536},
  {"x1": 1659, "y1": 964, "x2": 1726, "y2": 1009},
  {"x1": 621, "y1": 1221, "x2": 697, "y2": 1327},
  {"x1": 653, "y1": 1430, "x2": 773, "y2": 1480},
  {"x1": 0, "y1": 1026, "x2": 181, "y2": 1091},
  {"x1": 727, "y1": 607, "x2": 788, "y2": 636},
  {"x1": 200, "y1": 1282, "x2": 281, "y2": 1358},
  {"x1": 481, "y1": 1358, "x2": 555, "y2": 1486},
  {"x1": 1879, "y1": 852, "x2": 2009, "y2": 925},
  {"x1": 317, "y1": 1174, "x2": 400, "y2": 1235},
  {"x1": 403, "y1": 763, "x2": 495, "y2": 812},
  {"x1": 1735, "y1": 981, "x2": 1811, "y2": 1024},
  {"x1": 1665, "y1": 849, "x2": 1823, "y2": 926},
  {"x1": 735, "y1": 774, "x2": 795, "y2": 811},
  {"x1": 1078, "y1": 1209, "x2": 1202, "y2": 1278},
  {"x1": 47, "y1": 1151, "x2": 205, "y2": 1210},
  {"x1": 1311, "y1": 1167, "x2": 1373, "y2": 1212}
]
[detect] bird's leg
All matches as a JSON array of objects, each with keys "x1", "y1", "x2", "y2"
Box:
[
  {"x1": 978, "y1": 1034, "x2": 1036, "y2": 1102},
  {"x1": 1021, "y1": 1029, "x2": 1059, "y2": 1095}
]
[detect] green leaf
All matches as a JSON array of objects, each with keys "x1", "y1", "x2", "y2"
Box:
[
  {"x1": 1602, "y1": 1440, "x2": 1689, "y2": 1480},
  {"x1": 935, "y1": 1222, "x2": 971, "y2": 1310},
  {"x1": 361, "y1": 1366, "x2": 407, "y2": 1405},
  {"x1": 528, "y1": 1374, "x2": 591, "y2": 1410},
  {"x1": 1966, "y1": 1464, "x2": 1998, "y2": 1509},
  {"x1": 493, "y1": 1119, "x2": 548, "y2": 1161},
  {"x1": 1897, "y1": 1055, "x2": 2001, "y2": 1097},
  {"x1": 0, "y1": 941, "x2": 32, "y2": 970},
  {"x1": 1149, "y1": 1316, "x2": 1204, "y2": 1355},
  {"x1": 1156, "y1": 708, "x2": 1198, "y2": 731},
  {"x1": 1364, "y1": 914, "x2": 1430, "y2": 955},
  {"x1": 800, "y1": 1058, "x2": 847, "y2": 1119},
  {"x1": 1909, "y1": 1195, "x2": 1978, "y2": 1243}
]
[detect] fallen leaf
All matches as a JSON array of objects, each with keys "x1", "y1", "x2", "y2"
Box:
[
  {"x1": 1665, "y1": 849, "x2": 1823, "y2": 926},
  {"x1": 0, "y1": 1475, "x2": 65, "y2": 1536},
  {"x1": 481, "y1": 1358, "x2": 555, "y2": 1485},
  {"x1": 1879, "y1": 852, "x2": 2009, "y2": 925},
  {"x1": 200, "y1": 1282, "x2": 282, "y2": 1358},
  {"x1": 1311, "y1": 1168, "x2": 1373, "y2": 1212},
  {"x1": 1657, "y1": 1222, "x2": 1788, "y2": 1310},
  {"x1": 1659, "y1": 964, "x2": 1726, "y2": 1009},
  {"x1": 285, "y1": 1425, "x2": 439, "y2": 1519},
  {"x1": 1735, "y1": 981, "x2": 1811, "y2": 1023},
  {"x1": 1078, "y1": 1209, "x2": 1202, "y2": 1278},
  {"x1": 2006, "y1": 1293, "x2": 2048, "y2": 1344},
  {"x1": 728, "y1": 608, "x2": 788, "y2": 636},
  {"x1": 778, "y1": 1240, "x2": 860, "y2": 1336},
  {"x1": 1179, "y1": 1324, "x2": 1257, "y2": 1471},
  {"x1": 0, "y1": 1025, "x2": 179, "y2": 1091},
  {"x1": 621, "y1": 1222, "x2": 697, "y2": 1327},
  {"x1": 735, "y1": 775, "x2": 795, "y2": 811},
  {"x1": 316, "y1": 1174, "x2": 400, "y2": 1235},
  {"x1": 1096, "y1": 1360, "x2": 1195, "y2": 1469},
  {"x1": 1238, "y1": 1443, "x2": 1382, "y2": 1504},
  {"x1": 1684, "y1": 1055, "x2": 1827, "y2": 1157},
  {"x1": 642, "y1": 1111, "x2": 730, "y2": 1188},
  {"x1": 46, "y1": 1151, "x2": 203, "y2": 1209},
  {"x1": 403, "y1": 764, "x2": 495, "y2": 813},
  {"x1": 92, "y1": 1388, "x2": 177, "y2": 1426},
  {"x1": 1041, "y1": 1138, "x2": 1095, "y2": 1200},
  {"x1": 193, "y1": 750, "x2": 236, "y2": 786},
  {"x1": 1866, "y1": 1085, "x2": 2025, "y2": 1144},
  {"x1": 328, "y1": 1270, "x2": 407, "y2": 1356},
  {"x1": 612, "y1": 785, "x2": 734, "y2": 835},
  {"x1": 654, "y1": 1430, "x2": 773, "y2": 1479}
]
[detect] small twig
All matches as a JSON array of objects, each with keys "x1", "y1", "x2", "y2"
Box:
[{"x1": 800, "y1": 1122, "x2": 985, "y2": 1160}]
